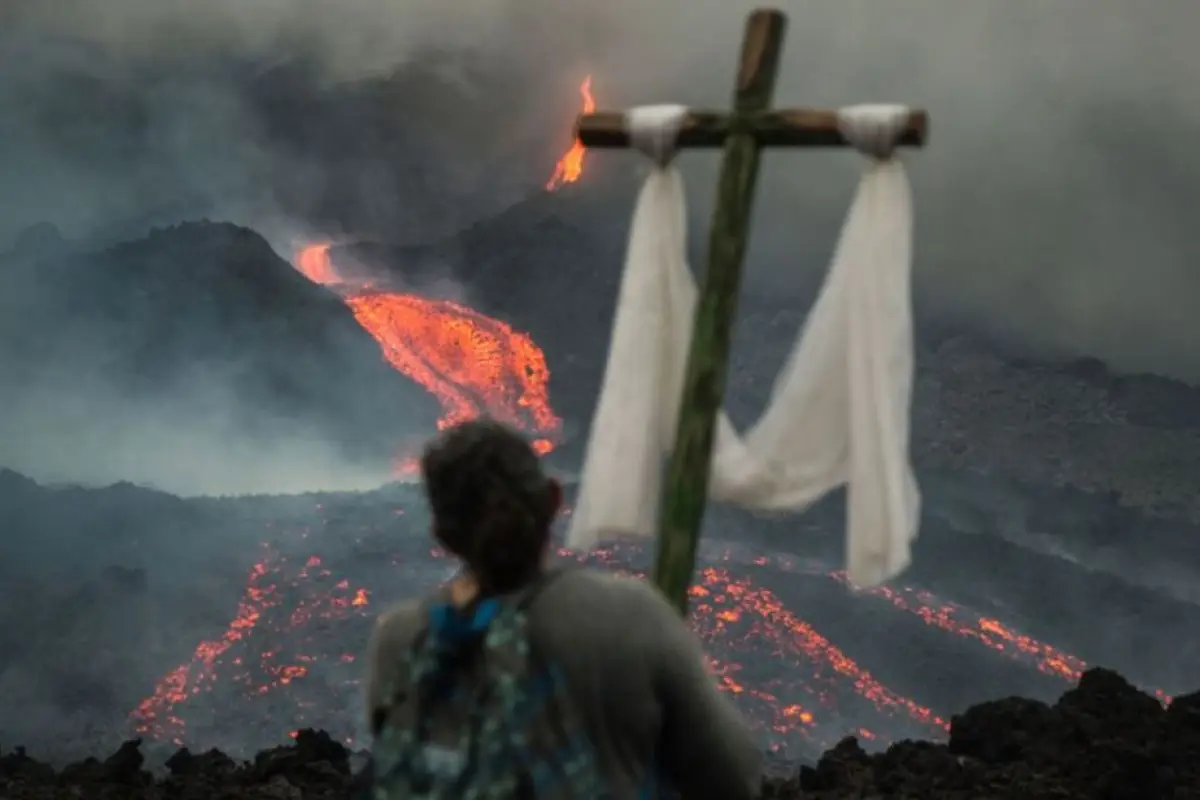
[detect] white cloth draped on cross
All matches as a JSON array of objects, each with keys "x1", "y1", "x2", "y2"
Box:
[{"x1": 564, "y1": 103, "x2": 921, "y2": 588}]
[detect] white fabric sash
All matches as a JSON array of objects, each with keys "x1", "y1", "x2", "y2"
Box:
[{"x1": 565, "y1": 104, "x2": 920, "y2": 588}]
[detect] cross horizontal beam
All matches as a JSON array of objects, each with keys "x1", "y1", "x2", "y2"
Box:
[{"x1": 576, "y1": 108, "x2": 928, "y2": 149}]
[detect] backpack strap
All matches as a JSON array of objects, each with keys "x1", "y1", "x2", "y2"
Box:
[
  {"x1": 371, "y1": 589, "x2": 459, "y2": 737},
  {"x1": 429, "y1": 596, "x2": 503, "y2": 642},
  {"x1": 381, "y1": 567, "x2": 573, "y2": 719}
]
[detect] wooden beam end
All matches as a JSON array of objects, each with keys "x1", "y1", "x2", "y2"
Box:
[
  {"x1": 736, "y1": 9, "x2": 788, "y2": 104},
  {"x1": 907, "y1": 110, "x2": 930, "y2": 147},
  {"x1": 747, "y1": 7, "x2": 788, "y2": 28},
  {"x1": 575, "y1": 112, "x2": 626, "y2": 148}
]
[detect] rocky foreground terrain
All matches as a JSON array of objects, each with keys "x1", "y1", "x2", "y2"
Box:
[{"x1": 2, "y1": 668, "x2": 1197, "y2": 799}]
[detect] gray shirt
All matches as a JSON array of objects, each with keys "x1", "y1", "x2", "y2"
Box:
[{"x1": 365, "y1": 566, "x2": 762, "y2": 799}]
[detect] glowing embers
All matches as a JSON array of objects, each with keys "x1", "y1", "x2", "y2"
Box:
[
  {"x1": 129, "y1": 520, "x2": 1151, "y2": 757},
  {"x1": 130, "y1": 534, "x2": 372, "y2": 744}
]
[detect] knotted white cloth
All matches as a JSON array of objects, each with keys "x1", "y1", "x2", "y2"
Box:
[{"x1": 565, "y1": 103, "x2": 920, "y2": 588}]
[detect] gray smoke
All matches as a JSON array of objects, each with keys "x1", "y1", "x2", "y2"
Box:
[{"x1": 0, "y1": 372, "x2": 393, "y2": 496}]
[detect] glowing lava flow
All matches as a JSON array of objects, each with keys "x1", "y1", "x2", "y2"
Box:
[
  {"x1": 295, "y1": 243, "x2": 560, "y2": 459},
  {"x1": 130, "y1": 523, "x2": 372, "y2": 743},
  {"x1": 686, "y1": 567, "x2": 948, "y2": 747},
  {"x1": 835, "y1": 573, "x2": 1173, "y2": 704},
  {"x1": 285, "y1": 80, "x2": 604, "y2": 457}
]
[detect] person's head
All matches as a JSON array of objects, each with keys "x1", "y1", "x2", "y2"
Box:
[{"x1": 419, "y1": 418, "x2": 562, "y2": 595}]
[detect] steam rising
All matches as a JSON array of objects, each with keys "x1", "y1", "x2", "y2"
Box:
[
  {"x1": 0, "y1": 376, "x2": 391, "y2": 497},
  {"x1": 2, "y1": 0, "x2": 1200, "y2": 491}
]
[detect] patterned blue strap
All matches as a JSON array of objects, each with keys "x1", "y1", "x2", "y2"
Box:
[{"x1": 428, "y1": 598, "x2": 501, "y2": 643}]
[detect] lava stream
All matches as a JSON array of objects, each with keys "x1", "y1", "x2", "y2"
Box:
[
  {"x1": 296, "y1": 243, "x2": 560, "y2": 462},
  {"x1": 346, "y1": 292, "x2": 558, "y2": 449},
  {"x1": 707, "y1": 545, "x2": 1173, "y2": 704},
  {"x1": 690, "y1": 568, "x2": 947, "y2": 730},
  {"x1": 130, "y1": 534, "x2": 371, "y2": 742},
  {"x1": 832, "y1": 573, "x2": 1173, "y2": 704}
]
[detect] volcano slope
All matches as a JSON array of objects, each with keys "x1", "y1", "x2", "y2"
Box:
[
  {"x1": 0, "y1": 221, "x2": 441, "y2": 490},
  {"x1": 0, "y1": 452, "x2": 1196, "y2": 770}
]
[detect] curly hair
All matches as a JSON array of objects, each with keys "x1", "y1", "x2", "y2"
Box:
[{"x1": 419, "y1": 419, "x2": 558, "y2": 595}]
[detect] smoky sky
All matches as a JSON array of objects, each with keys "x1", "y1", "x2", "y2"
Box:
[{"x1": 3, "y1": 0, "x2": 1200, "y2": 381}]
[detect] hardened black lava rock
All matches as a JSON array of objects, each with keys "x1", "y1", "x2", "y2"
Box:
[
  {"x1": 3, "y1": 669, "x2": 1199, "y2": 799},
  {"x1": 770, "y1": 668, "x2": 1200, "y2": 799}
]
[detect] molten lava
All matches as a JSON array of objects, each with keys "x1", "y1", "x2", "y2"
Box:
[
  {"x1": 130, "y1": 517, "x2": 1160, "y2": 751},
  {"x1": 295, "y1": 243, "x2": 559, "y2": 462},
  {"x1": 545, "y1": 76, "x2": 595, "y2": 191},
  {"x1": 289, "y1": 78, "x2": 603, "y2": 461}
]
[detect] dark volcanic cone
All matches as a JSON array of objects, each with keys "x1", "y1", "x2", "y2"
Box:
[{"x1": 0, "y1": 221, "x2": 442, "y2": 482}]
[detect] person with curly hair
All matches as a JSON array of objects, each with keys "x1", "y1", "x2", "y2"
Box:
[{"x1": 364, "y1": 418, "x2": 761, "y2": 799}]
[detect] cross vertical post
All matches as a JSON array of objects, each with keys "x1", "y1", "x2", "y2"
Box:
[
  {"x1": 575, "y1": 8, "x2": 928, "y2": 615},
  {"x1": 652, "y1": 10, "x2": 786, "y2": 615}
]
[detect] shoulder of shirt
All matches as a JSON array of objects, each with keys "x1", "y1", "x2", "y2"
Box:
[
  {"x1": 375, "y1": 596, "x2": 424, "y2": 628},
  {"x1": 370, "y1": 596, "x2": 426, "y2": 651},
  {"x1": 551, "y1": 566, "x2": 671, "y2": 608}
]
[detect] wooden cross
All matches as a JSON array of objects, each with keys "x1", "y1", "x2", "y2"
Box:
[{"x1": 574, "y1": 8, "x2": 929, "y2": 615}]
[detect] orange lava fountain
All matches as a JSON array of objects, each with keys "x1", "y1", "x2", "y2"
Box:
[
  {"x1": 286, "y1": 77, "x2": 602, "y2": 466},
  {"x1": 545, "y1": 76, "x2": 595, "y2": 191}
]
